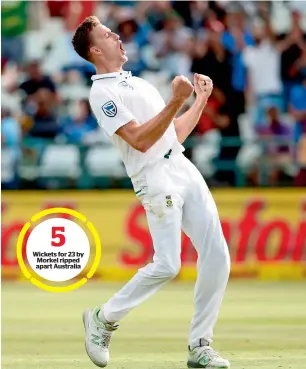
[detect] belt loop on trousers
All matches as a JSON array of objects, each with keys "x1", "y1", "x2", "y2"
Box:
[{"x1": 164, "y1": 149, "x2": 172, "y2": 159}]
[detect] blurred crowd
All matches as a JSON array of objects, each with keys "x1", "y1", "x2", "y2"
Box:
[{"x1": 1, "y1": 0, "x2": 306, "y2": 189}]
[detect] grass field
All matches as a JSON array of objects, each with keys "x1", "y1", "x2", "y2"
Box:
[{"x1": 2, "y1": 280, "x2": 306, "y2": 369}]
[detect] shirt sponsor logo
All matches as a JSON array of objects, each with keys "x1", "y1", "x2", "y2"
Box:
[
  {"x1": 102, "y1": 101, "x2": 117, "y2": 117},
  {"x1": 118, "y1": 81, "x2": 134, "y2": 90}
]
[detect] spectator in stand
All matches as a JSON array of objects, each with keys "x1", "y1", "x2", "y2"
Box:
[
  {"x1": 145, "y1": 1, "x2": 173, "y2": 31},
  {"x1": 172, "y1": 1, "x2": 209, "y2": 31},
  {"x1": 18, "y1": 60, "x2": 60, "y2": 139},
  {"x1": 25, "y1": 88, "x2": 59, "y2": 139},
  {"x1": 152, "y1": 11, "x2": 193, "y2": 77},
  {"x1": 191, "y1": 25, "x2": 240, "y2": 185},
  {"x1": 1, "y1": 63, "x2": 23, "y2": 115},
  {"x1": 60, "y1": 99, "x2": 97, "y2": 144},
  {"x1": 290, "y1": 73, "x2": 306, "y2": 142},
  {"x1": 243, "y1": 12, "x2": 284, "y2": 127},
  {"x1": 289, "y1": 75, "x2": 306, "y2": 185},
  {"x1": 1, "y1": 107, "x2": 22, "y2": 158},
  {"x1": 191, "y1": 23, "x2": 239, "y2": 137},
  {"x1": 257, "y1": 105, "x2": 293, "y2": 185},
  {"x1": 222, "y1": 7, "x2": 254, "y2": 117},
  {"x1": 1, "y1": 1, "x2": 28, "y2": 67},
  {"x1": 19, "y1": 60, "x2": 57, "y2": 98},
  {"x1": 117, "y1": 17, "x2": 150, "y2": 76},
  {"x1": 278, "y1": 10, "x2": 306, "y2": 107},
  {"x1": 1, "y1": 107, "x2": 22, "y2": 189},
  {"x1": 192, "y1": 24, "x2": 232, "y2": 100}
]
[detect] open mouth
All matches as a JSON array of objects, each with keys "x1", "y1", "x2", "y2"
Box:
[{"x1": 119, "y1": 42, "x2": 126, "y2": 54}]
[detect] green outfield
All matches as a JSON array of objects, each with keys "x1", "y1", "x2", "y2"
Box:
[{"x1": 2, "y1": 280, "x2": 306, "y2": 369}]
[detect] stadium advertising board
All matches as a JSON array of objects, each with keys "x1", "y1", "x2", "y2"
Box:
[{"x1": 2, "y1": 190, "x2": 306, "y2": 280}]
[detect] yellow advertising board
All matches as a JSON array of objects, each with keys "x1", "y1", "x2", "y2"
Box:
[{"x1": 2, "y1": 189, "x2": 306, "y2": 281}]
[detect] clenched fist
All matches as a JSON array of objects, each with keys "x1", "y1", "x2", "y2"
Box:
[
  {"x1": 172, "y1": 75, "x2": 194, "y2": 101},
  {"x1": 194, "y1": 73, "x2": 213, "y2": 101}
]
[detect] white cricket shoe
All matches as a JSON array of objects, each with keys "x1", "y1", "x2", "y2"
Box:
[
  {"x1": 83, "y1": 307, "x2": 119, "y2": 367},
  {"x1": 187, "y1": 345, "x2": 230, "y2": 368}
]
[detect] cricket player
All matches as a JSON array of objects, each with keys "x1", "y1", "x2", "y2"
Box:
[{"x1": 72, "y1": 16, "x2": 230, "y2": 369}]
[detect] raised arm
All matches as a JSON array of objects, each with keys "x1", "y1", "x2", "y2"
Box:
[
  {"x1": 260, "y1": 7, "x2": 292, "y2": 53},
  {"x1": 174, "y1": 73, "x2": 213, "y2": 143},
  {"x1": 116, "y1": 76, "x2": 193, "y2": 152}
]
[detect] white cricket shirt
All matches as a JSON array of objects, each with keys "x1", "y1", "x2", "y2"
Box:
[{"x1": 89, "y1": 71, "x2": 184, "y2": 178}]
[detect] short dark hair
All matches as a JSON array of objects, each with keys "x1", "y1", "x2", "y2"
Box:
[{"x1": 72, "y1": 16, "x2": 100, "y2": 62}]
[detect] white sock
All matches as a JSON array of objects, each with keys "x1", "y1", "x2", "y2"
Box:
[{"x1": 98, "y1": 307, "x2": 116, "y2": 325}]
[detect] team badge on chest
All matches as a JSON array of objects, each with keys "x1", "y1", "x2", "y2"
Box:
[
  {"x1": 102, "y1": 101, "x2": 117, "y2": 117},
  {"x1": 166, "y1": 195, "x2": 173, "y2": 208}
]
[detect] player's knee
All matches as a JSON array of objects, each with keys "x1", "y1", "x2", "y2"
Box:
[
  {"x1": 166, "y1": 264, "x2": 181, "y2": 279},
  {"x1": 156, "y1": 261, "x2": 181, "y2": 279}
]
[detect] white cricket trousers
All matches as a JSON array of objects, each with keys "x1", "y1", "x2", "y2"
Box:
[{"x1": 103, "y1": 153, "x2": 230, "y2": 347}]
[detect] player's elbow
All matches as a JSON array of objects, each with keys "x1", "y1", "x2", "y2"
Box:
[
  {"x1": 117, "y1": 121, "x2": 152, "y2": 153},
  {"x1": 133, "y1": 139, "x2": 150, "y2": 153}
]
